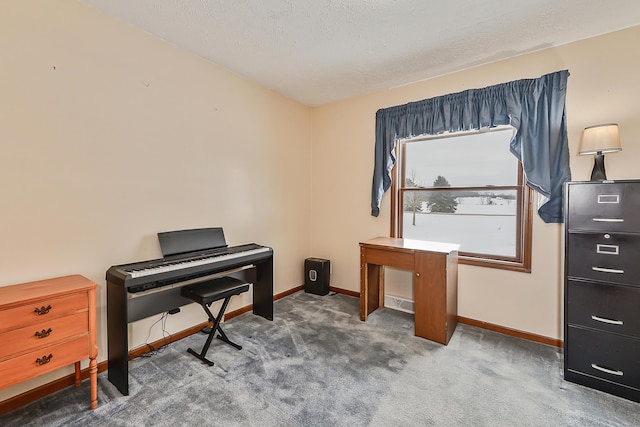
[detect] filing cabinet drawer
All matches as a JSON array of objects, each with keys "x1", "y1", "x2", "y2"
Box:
[
  {"x1": 566, "y1": 326, "x2": 640, "y2": 391},
  {"x1": 566, "y1": 280, "x2": 640, "y2": 337},
  {"x1": 567, "y1": 233, "x2": 640, "y2": 285},
  {"x1": 567, "y1": 182, "x2": 640, "y2": 232}
]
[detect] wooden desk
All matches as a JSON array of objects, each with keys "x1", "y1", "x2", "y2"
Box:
[
  {"x1": 360, "y1": 237, "x2": 459, "y2": 345},
  {"x1": 0, "y1": 275, "x2": 98, "y2": 409}
]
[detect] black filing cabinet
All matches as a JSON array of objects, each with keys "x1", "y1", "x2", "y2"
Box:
[{"x1": 564, "y1": 180, "x2": 640, "y2": 402}]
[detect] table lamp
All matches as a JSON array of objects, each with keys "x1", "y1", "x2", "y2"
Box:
[{"x1": 579, "y1": 123, "x2": 621, "y2": 181}]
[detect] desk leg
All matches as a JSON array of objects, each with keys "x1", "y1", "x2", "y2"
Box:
[
  {"x1": 360, "y1": 262, "x2": 383, "y2": 321},
  {"x1": 414, "y1": 253, "x2": 447, "y2": 344}
]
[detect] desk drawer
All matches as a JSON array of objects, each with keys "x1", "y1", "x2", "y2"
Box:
[
  {"x1": 567, "y1": 233, "x2": 640, "y2": 285},
  {"x1": 0, "y1": 293, "x2": 88, "y2": 332},
  {"x1": 0, "y1": 312, "x2": 88, "y2": 360},
  {"x1": 363, "y1": 248, "x2": 414, "y2": 270},
  {"x1": 566, "y1": 327, "x2": 640, "y2": 391},
  {"x1": 567, "y1": 280, "x2": 640, "y2": 338},
  {"x1": 0, "y1": 335, "x2": 89, "y2": 391}
]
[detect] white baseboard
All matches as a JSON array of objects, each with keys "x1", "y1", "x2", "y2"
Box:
[{"x1": 384, "y1": 294, "x2": 414, "y2": 314}]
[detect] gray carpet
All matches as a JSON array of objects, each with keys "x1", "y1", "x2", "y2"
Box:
[{"x1": 2, "y1": 291, "x2": 639, "y2": 426}]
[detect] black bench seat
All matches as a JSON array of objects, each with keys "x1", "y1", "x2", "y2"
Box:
[{"x1": 181, "y1": 276, "x2": 249, "y2": 366}]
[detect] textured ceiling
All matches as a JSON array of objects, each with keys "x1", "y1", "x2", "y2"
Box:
[{"x1": 79, "y1": 0, "x2": 640, "y2": 106}]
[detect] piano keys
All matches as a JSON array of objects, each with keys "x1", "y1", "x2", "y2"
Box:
[
  {"x1": 106, "y1": 228, "x2": 273, "y2": 396},
  {"x1": 107, "y1": 243, "x2": 272, "y2": 293},
  {"x1": 126, "y1": 245, "x2": 270, "y2": 279}
]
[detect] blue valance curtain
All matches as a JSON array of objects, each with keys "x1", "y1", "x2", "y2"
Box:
[{"x1": 371, "y1": 70, "x2": 571, "y2": 223}]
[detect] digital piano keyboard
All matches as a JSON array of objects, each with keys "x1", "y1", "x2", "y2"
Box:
[{"x1": 106, "y1": 243, "x2": 272, "y2": 293}]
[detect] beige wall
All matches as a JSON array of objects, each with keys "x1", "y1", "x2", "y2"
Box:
[
  {"x1": 0, "y1": 0, "x2": 312, "y2": 400},
  {"x1": 311, "y1": 25, "x2": 640, "y2": 341},
  {"x1": 2, "y1": 0, "x2": 639, "y2": 404}
]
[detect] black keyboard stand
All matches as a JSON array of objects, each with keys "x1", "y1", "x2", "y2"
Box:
[{"x1": 181, "y1": 276, "x2": 250, "y2": 366}]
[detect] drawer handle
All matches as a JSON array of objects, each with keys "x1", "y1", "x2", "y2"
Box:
[
  {"x1": 597, "y1": 194, "x2": 620, "y2": 204},
  {"x1": 591, "y1": 364, "x2": 623, "y2": 376},
  {"x1": 35, "y1": 328, "x2": 53, "y2": 338},
  {"x1": 591, "y1": 315, "x2": 623, "y2": 325},
  {"x1": 592, "y1": 267, "x2": 624, "y2": 274},
  {"x1": 596, "y1": 244, "x2": 619, "y2": 255},
  {"x1": 592, "y1": 218, "x2": 624, "y2": 223},
  {"x1": 36, "y1": 354, "x2": 54, "y2": 365},
  {"x1": 34, "y1": 305, "x2": 52, "y2": 315}
]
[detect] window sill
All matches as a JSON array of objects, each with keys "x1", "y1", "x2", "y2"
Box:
[{"x1": 459, "y1": 255, "x2": 531, "y2": 273}]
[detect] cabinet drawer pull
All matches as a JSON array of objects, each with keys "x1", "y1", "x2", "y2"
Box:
[
  {"x1": 35, "y1": 328, "x2": 53, "y2": 338},
  {"x1": 596, "y1": 244, "x2": 618, "y2": 255},
  {"x1": 592, "y1": 267, "x2": 624, "y2": 274},
  {"x1": 591, "y1": 315, "x2": 623, "y2": 325},
  {"x1": 36, "y1": 354, "x2": 54, "y2": 365},
  {"x1": 597, "y1": 194, "x2": 620, "y2": 204},
  {"x1": 592, "y1": 218, "x2": 624, "y2": 223},
  {"x1": 34, "y1": 305, "x2": 52, "y2": 315},
  {"x1": 591, "y1": 364, "x2": 623, "y2": 376}
]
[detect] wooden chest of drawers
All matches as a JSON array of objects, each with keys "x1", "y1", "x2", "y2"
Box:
[
  {"x1": 564, "y1": 181, "x2": 640, "y2": 403},
  {"x1": 0, "y1": 275, "x2": 98, "y2": 409}
]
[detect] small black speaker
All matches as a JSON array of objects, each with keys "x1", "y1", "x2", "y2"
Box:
[{"x1": 304, "y1": 258, "x2": 330, "y2": 295}]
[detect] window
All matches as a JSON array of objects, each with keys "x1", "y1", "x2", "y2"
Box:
[{"x1": 391, "y1": 127, "x2": 532, "y2": 272}]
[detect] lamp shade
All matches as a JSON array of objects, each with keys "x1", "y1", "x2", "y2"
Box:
[{"x1": 579, "y1": 123, "x2": 621, "y2": 155}]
